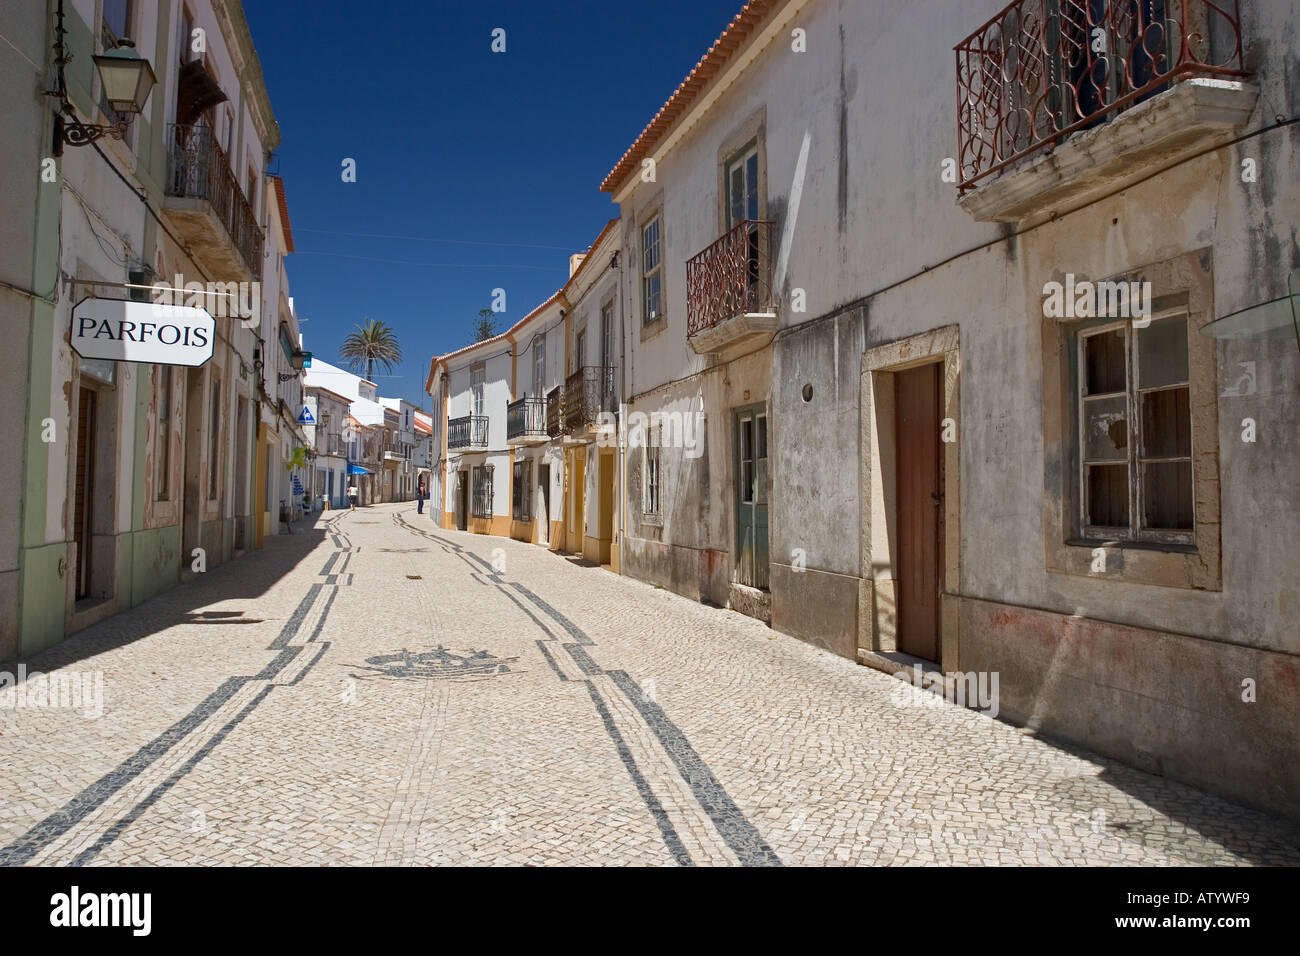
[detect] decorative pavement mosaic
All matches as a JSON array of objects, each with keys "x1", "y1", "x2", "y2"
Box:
[{"x1": 0, "y1": 503, "x2": 1297, "y2": 866}]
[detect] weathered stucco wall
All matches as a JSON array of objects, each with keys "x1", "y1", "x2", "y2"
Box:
[{"x1": 608, "y1": 0, "x2": 1299, "y2": 815}]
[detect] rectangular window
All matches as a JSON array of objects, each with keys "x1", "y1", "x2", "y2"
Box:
[
  {"x1": 101, "y1": 0, "x2": 132, "y2": 47},
  {"x1": 470, "y1": 364, "x2": 485, "y2": 417},
  {"x1": 643, "y1": 425, "x2": 661, "y2": 516},
  {"x1": 155, "y1": 366, "x2": 171, "y2": 501},
  {"x1": 512, "y1": 459, "x2": 531, "y2": 521},
  {"x1": 208, "y1": 379, "x2": 221, "y2": 500},
  {"x1": 642, "y1": 217, "x2": 662, "y2": 325},
  {"x1": 532, "y1": 336, "x2": 544, "y2": 396},
  {"x1": 179, "y1": 6, "x2": 195, "y2": 64},
  {"x1": 472, "y1": 464, "x2": 494, "y2": 518},
  {"x1": 737, "y1": 411, "x2": 768, "y2": 506},
  {"x1": 1077, "y1": 315, "x2": 1193, "y2": 543},
  {"x1": 726, "y1": 144, "x2": 760, "y2": 228},
  {"x1": 99, "y1": 0, "x2": 134, "y2": 146},
  {"x1": 575, "y1": 327, "x2": 586, "y2": 371},
  {"x1": 600, "y1": 300, "x2": 614, "y2": 368}
]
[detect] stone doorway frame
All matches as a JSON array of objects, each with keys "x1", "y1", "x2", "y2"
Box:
[{"x1": 859, "y1": 324, "x2": 961, "y2": 670}]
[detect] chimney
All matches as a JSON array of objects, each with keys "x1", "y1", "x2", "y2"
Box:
[{"x1": 569, "y1": 253, "x2": 586, "y2": 277}]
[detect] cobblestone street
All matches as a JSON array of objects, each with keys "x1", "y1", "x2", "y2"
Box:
[{"x1": 1, "y1": 502, "x2": 1297, "y2": 867}]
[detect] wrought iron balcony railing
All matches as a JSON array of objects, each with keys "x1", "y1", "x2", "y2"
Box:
[
  {"x1": 686, "y1": 219, "x2": 777, "y2": 338},
  {"x1": 447, "y1": 414, "x2": 489, "y2": 450},
  {"x1": 506, "y1": 396, "x2": 548, "y2": 442},
  {"x1": 165, "y1": 123, "x2": 264, "y2": 274},
  {"x1": 564, "y1": 366, "x2": 617, "y2": 434},
  {"x1": 954, "y1": 0, "x2": 1246, "y2": 193},
  {"x1": 546, "y1": 387, "x2": 562, "y2": 439}
]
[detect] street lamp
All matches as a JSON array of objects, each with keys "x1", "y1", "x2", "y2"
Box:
[
  {"x1": 48, "y1": 0, "x2": 156, "y2": 155},
  {"x1": 93, "y1": 40, "x2": 157, "y2": 117}
]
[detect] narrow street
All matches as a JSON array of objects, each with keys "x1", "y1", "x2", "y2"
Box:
[{"x1": 1, "y1": 503, "x2": 1296, "y2": 867}]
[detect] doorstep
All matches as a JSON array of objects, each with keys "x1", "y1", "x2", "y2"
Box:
[
  {"x1": 856, "y1": 648, "x2": 941, "y2": 678},
  {"x1": 728, "y1": 583, "x2": 771, "y2": 624}
]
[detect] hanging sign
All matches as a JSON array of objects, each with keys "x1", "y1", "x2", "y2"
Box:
[{"x1": 70, "y1": 297, "x2": 215, "y2": 367}]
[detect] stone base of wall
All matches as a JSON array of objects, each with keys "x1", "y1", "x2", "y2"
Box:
[
  {"x1": 770, "y1": 563, "x2": 862, "y2": 660},
  {"x1": 958, "y1": 594, "x2": 1300, "y2": 822},
  {"x1": 623, "y1": 536, "x2": 731, "y2": 606}
]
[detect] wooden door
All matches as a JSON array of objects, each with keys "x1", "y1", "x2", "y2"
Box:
[
  {"x1": 73, "y1": 387, "x2": 96, "y2": 600},
  {"x1": 735, "y1": 405, "x2": 769, "y2": 589},
  {"x1": 895, "y1": 363, "x2": 942, "y2": 661}
]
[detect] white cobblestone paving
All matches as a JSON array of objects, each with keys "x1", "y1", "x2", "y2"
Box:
[{"x1": 1, "y1": 502, "x2": 1297, "y2": 866}]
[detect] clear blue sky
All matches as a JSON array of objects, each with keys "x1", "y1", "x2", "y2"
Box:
[{"x1": 244, "y1": 0, "x2": 747, "y2": 410}]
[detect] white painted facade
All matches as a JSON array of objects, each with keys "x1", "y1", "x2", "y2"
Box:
[{"x1": 600, "y1": 0, "x2": 1300, "y2": 818}]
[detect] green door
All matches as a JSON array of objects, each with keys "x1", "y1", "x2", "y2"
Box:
[{"x1": 735, "y1": 404, "x2": 769, "y2": 589}]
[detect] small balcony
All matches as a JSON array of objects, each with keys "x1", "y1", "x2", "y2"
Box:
[
  {"x1": 447, "y1": 414, "x2": 489, "y2": 450},
  {"x1": 564, "y1": 366, "x2": 617, "y2": 441},
  {"x1": 507, "y1": 396, "x2": 548, "y2": 446},
  {"x1": 686, "y1": 219, "x2": 778, "y2": 357},
  {"x1": 163, "y1": 123, "x2": 264, "y2": 279},
  {"x1": 954, "y1": 0, "x2": 1253, "y2": 221},
  {"x1": 546, "y1": 387, "x2": 562, "y2": 439}
]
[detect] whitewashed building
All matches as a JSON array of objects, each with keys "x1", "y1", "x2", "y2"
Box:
[{"x1": 600, "y1": 0, "x2": 1299, "y2": 819}]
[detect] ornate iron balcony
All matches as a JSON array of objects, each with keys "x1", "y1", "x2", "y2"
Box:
[
  {"x1": 564, "y1": 366, "x2": 617, "y2": 434},
  {"x1": 546, "y1": 387, "x2": 562, "y2": 439},
  {"x1": 165, "y1": 123, "x2": 264, "y2": 274},
  {"x1": 447, "y1": 414, "x2": 489, "y2": 450},
  {"x1": 954, "y1": 0, "x2": 1246, "y2": 193},
  {"x1": 686, "y1": 219, "x2": 777, "y2": 339},
  {"x1": 506, "y1": 396, "x2": 548, "y2": 444}
]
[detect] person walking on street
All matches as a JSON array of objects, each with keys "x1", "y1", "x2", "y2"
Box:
[
  {"x1": 347, "y1": 480, "x2": 359, "y2": 510},
  {"x1": 417, "y1": 477, "x2": 426, "y2": 514}
]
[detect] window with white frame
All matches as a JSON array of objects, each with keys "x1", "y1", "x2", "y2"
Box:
[
  {"x1": 643, "y1": 424, "x2": 661, "y2": 516},
  {"x1": 1076, "y1": 314, "x2": 1193, "y2": 544},
  {"x1": 532, "y1": 335, "x2": 544, "y2": 396},
  {"x1": 600, "y1": 300, "x2": 614, "y2": 367},
  {"x1": 470, "y1": 363, "x2": 485, "y2": 417},
  {"x1": 642, "y1": 217, "x2": 662, "y2": 325}
]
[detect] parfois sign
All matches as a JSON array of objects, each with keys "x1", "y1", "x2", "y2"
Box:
[{"x1": 71, "y1": 298, "x2": 214, "y2": 367}]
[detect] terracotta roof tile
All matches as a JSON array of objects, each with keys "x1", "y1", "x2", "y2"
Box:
[{"x1": 599, "y1": 1, "x2": 780, "y2": 194}]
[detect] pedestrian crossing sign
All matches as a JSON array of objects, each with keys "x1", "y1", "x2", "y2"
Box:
[{"x1": 297, "y1": 405, "x2": 316, "y2": 425}]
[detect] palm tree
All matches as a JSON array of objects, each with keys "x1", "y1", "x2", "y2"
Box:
[{"x1": 339, "y1": 318, "x2": 402, "y2": 383}]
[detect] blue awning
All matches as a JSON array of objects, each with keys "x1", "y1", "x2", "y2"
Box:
[{"x1": 346, "y1": 464, "x2": 370, "y2": 475}]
